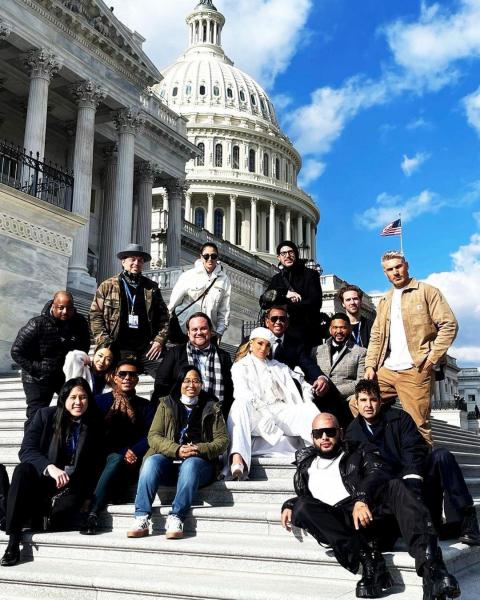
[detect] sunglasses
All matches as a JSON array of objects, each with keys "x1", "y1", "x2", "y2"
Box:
[
  {"x1": 116, "y1": 371, "x2": 139, "y2": 380},
  {"x1": 312, "y1": 427, "x2": 339, "y2": 439},
  {"x1": 269, "y1": 316, "x2": 287, "y2": 323},
  {"x1": 202, "y1": 253, "x2": 218, "y2": 260}
]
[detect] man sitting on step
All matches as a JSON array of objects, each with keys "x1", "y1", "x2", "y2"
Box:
[
  {"x1": 281, "y1": 412, "x2": 461, "y2": 600},
  {"x1": 345, "y1": 379, "x2": 480, "y2": 546}
]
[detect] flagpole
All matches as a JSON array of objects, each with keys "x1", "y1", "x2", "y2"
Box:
[{"x1": 399, "y1": 212, "x2": 403, "y2": 255}]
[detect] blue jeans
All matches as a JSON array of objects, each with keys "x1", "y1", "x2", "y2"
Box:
[{"x1": 134, "y1": 454, "x2": 214, "y2": 519}]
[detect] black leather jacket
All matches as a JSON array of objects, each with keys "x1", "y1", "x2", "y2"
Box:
[{"x1": 282, "y1": 440, "x2": 389, "y2": 512}]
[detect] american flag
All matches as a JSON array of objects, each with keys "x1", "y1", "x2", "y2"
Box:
[{"x1": 380, "y1": 218, "x2": 402, "y2": 236}]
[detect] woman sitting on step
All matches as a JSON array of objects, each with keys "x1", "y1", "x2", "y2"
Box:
[
  {"x1": 127, "y1": 366, "x2": 228, "y2": 540},
  {"x1": 0, "y1": 377, "x2": 102, "y2": 567},
  {"x1": 63, "y1": 345, "x2": 117, "y2": 397},
  {"x1": 226, "y1": 327, "x2": 320, "y2": 480}
]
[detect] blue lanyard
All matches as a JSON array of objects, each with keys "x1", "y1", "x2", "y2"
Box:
[
  {"x1": 179, "y1": 407, "x2": 193, "y2": 444},
  {"x1": 122, "y1": 280, "x2": 136, "y2": 314},
  {"x1": 353, "y1": 323, "x2": 362, "y2": 346}
]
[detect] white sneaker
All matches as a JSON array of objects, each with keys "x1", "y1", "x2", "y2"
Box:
[
  {"x1": 165, "y1": 514, "x2": 184, "y2": 539},
  {"x1": 126, "y1": 515, "x2": 150, "y2": 538}
]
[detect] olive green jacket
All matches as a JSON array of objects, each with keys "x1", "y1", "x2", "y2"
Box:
[{"x1": 145, "y1": 395, "x2": 229, "y2": 463}]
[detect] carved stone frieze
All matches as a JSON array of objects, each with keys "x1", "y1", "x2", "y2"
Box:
[
  {"x1": 0, "y1": 18, "x2": 12, "y2": 39},
  {"x1": 24, "y1": 49, "x2": 60, "y2": 80},
  {"x1": 0, "y1": 212, "x2": 72, "y2": 256},
  {"x1": 71, "y1": 80, "x2": 106, "y2": 109}
]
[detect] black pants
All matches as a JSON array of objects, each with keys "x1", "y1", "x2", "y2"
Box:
[
  {"x1": 0, "y1": 464, "x2": 9, "y2": 531},
  {"x1": 313, "y1": 386, "x2": 353, "y2": 429},
  {"x1": 423, "y1": 448, "x2": 473, "y2": 534},
  {"x1": 293, "y1": 479, "x2": 434, "y2": 576},
  {"x1": 23, "y1": 378, "x2": 63, "y2": 432},
  {"x1": 6, "y1": 463, "x2": 82, "y2": 535}
]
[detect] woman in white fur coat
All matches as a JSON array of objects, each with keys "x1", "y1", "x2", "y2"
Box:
[{"x1": 226, "y1": 327, "x2": 319, "y2": 479}]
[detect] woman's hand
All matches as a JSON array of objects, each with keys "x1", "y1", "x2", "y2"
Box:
[
  {"x1": 47, "y1": 464, "x2": 70, "y2": 489},
  {"x1": 281, "y1": 508, "x2": 293, "y2": 531},
  {"x1": 178, "y1": 444, "x2": 199, "y2": 459},
  {"x1": 124, "y1": 449, "x2": 138, "y2": 466}
]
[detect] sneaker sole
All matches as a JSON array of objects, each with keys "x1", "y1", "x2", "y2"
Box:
[
  {"x1": 165, "y1": 531, "x2": 184, "y2": 539},
  {"x1": 126, "y1": 529, "x2": 149, "y2": 538}
]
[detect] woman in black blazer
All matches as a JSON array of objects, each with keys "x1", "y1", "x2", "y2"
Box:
[{"x1": 0, "y1": 377, "x2": 102, "y2": 567}]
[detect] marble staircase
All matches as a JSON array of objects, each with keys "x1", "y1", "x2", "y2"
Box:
[{"x1": 1, "y1": 374, "x2": 480, "y2": 599}]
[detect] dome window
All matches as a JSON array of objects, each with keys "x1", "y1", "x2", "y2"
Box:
[
  {"x1": 172, "y1": 86, "x2": 178, "y2": 97},
  {"x1": 214, "y1": 209, "x2": 224, "y2": 238},
  {"x1": 159, "y1": 88, "x2": 166, "y2": 98},
  {"x1": 185, "y1": 83, "x2": 192, "y2": 96},
  {"x1": 215, "y1": 143, "x2": 223, "y2": 167},
  {"x1": 239, "y1": 90, "x2": 246, "y2": 102},
  {"x1": 232, "y1": 145, "x2": 240, "y2": 170},
  {"x1": 263, "y1": 153, "x2": 269, "y2": 177},
  {"x1": 248, "y1": 149, "x2": 256, "y2": 173},
  {"x1": 250, "y1": 94, "x2": 256, "y2": 106},
  {"x1": 226, "y1": 87, "x2": 233, "y2": 99},
  {"x1": 213, "y1": 85, "x2": 220, "y2": 97},
  {"x1": 199, "y1": 84, "x2": 206, "y2": 96},
  {"x1": 195, "y1": 207, "x2": 205, "y2": 229},
  {"x1": 275, "y1": 158, "x2": 280, "y2": 180},
  {"x1": 197, "y1": 142, "x2": 205, "y2": 166}
]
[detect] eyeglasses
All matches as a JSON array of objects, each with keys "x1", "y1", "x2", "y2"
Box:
[
  {"x1": 312, "y1": 427, "x2": 339, "y2": 439},
  {"x1": 202, "y1": 253, "x2": 218, "y2": 260},
  {"x1": 279, "y1": 250, "x2": 295, "y2": 258},
  {"x1": 116, "y1": 371, "x2": 139, "y2": 380},
  {"x1": 269, "y1": 316, "x2": 287, "y2": 323},
  {"x1": 183, "y1": 378, "x2": 201, "y2": 385}
]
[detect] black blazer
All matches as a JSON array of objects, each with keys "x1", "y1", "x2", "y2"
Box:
[
  {"x1": 272, "y1": 331, "x2": 324, "y2": 384},
  {"x1": 345, "y1": 407, "x2": 428, "y2": 478},
  {"x1": 19, "y1": 407, "x2": 101, "y2": 497},
  {"x1": 153, "y1": 344, "x2": 234, "y2": 417}
]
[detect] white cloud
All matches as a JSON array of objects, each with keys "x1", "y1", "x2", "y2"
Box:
[
  {"x1": 406, "y1": 117, "x2": 432, "y2": 130},
  {"x1": 464, "y1": 86, "x2": 480, "y2": 135},
  {"x1": 356, "y1": 189, "x2": 442, "y2": 230},
  {"x1": 108, "y1": 0, "x2": 313, "y2": 89},
  {"x1": 401, "y1": 152, "x2": 430, "y2": 176},
  {"x1": 298, "y1": 159, "x2": 326, "y2": 187}
]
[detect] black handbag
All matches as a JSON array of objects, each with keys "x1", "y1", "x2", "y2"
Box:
[{"x1": 168, "y1": 277, "x2": 217, "y2": 344}]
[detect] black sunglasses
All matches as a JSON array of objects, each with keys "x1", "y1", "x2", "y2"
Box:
[
  {"x1": 116, "y1": 371, "x2": 139, "y2": 379},
  {"x1": 312, "y1": 427, "x2": 339, "y2": 439},
  {"x1": 202, "y1": 253, "x2": 218, "y2": 260},
  {"x1": 269, "y1": 316, "x2": 287, "y2": 323}
]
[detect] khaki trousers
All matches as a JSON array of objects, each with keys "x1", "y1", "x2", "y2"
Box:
[{"x1": 350, "y1": 366, "x2": 434, "y2": 445}]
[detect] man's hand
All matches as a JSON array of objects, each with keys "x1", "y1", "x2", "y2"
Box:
[
  {"x1": 286, "y1": 290, "x2": 302, "y2": 303},
  {"x1": 47, "y1": 464, "x2": 70, "y2": 489},
  {"x1": 421, "y1": 360, "x2": 434, "y2": 376},
  {"x1": 146, "y1": 341, "x2": 163, "y2": 360},
  {"x1": 281, "y1": 508, "x2": 293, "y2": 531},
  {"x1": 124, "y1": 448, "x2": 138, "y2": 466},
  {"x1": 178, "y1": 443, "x2": 199, "y2": 459},
  {"x1": 364, "y1": 367, "x2": 376, "y2": 380},
  {"x1": 312, "y1": 376, "x2": 329, "y2": 396},
  {"x1": 352, "y1": 501, "x2": 373, "y2": 530}
]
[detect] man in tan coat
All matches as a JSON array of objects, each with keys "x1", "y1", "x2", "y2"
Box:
[{"x1": 364, "y1": 251, "x2": 458, "y2": 444}]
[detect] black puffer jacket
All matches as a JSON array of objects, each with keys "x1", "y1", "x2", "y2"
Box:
[
  {"x1": 11, "y1": 301, "x2": 90, "y2": 385},
  {"x1": 282, "y1": 440, "x2": 390, "y2": 512}
]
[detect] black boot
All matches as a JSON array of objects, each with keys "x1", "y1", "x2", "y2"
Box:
[
  {"x1": 80, "y1": 512, "x2": 98, "y2": 535},
  {"x1": 458, "y1": 506, "x2": 480, "y2": 546},
  {"x1": 0, "y1": 536, "x2": 20, "y2": 567},
  {"x1": 356, "y1": 547, "x2": 393, "y2": 598},
  {"x1": 422, "y1": 538, "x2": 461, "y2": 600}
]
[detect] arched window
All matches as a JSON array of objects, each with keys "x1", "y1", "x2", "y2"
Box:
[
  {"x1": 232, "y1": 145, "x2": 240, "y2": 169},
  {"x1": 285, "y1": 162, "x2": 289, "y2": 182},
  {"x1": 199, "y1": 84, "x2": 206, "y2": 96},
  {"x1": 235, "y1": 210, "x2": 242, "y2": 245},
  {"x1": 197, "y1": 142, "x2": 205, "y2": 166},
  {"x1": 215, "y1": 143, "x2": 223, "y2": 167},
  {"x1": 226, "y1": 87, "x2": 233, "y2": 99},
  {"x1": 213, "y1": 85, "x2": 220, "y2": 97},
  {"x1": 194, "y1": 207, "x2": 205, "y2": 228},
  {"x1": 239, "y1": 90, "x2": 246, "y2": 102},
  {"x1": 214, "y1": 209, "x2": 224, "y2": 238},
  {"x1": 263, "y1": 153, "x2": 269, "y2": 176},
  {"x1": 172, "y1": 86, "x2": 178, "y2": 97},
  {"x1": 248, "y1": 148, "x2": 256, "y2": 173},
  {"x1": 275, "y1": 158, "x2": 280, "y2": 180},
  {"x1": 202, "y1": 22, "x2": 207, "y2": 42},
  {"x1": 250, "y1": 94, "x2": 256, "y2": 106},
  {"x1": 185, "y1": 83, "x2": 192, "y2": 96}
]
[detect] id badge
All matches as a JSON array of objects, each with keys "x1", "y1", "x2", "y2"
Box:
[{"x1": 128, "y1": 314, "x2": 139, "y2": 329}]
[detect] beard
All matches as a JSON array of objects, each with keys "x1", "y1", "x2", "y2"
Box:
[{"x1": 317, "y1": 444, "x2": 342, "y2": 460}]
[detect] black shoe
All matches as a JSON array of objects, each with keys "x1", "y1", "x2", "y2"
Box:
[
  {"x1": 422, "y1": 543, "x2": 461, "y2": 600},
  {"x1": 80, "y1": 513, "x2": 98, "y2": 536},
  {"x1": 0, "y1": 543, "x2": 20, "y2": 567},
  {"x1": 458, "y1": 506, "x2": 480, "y2": 546},
  {"x1": 356, "y1": 548, "x2": 393, "y2": 598}
]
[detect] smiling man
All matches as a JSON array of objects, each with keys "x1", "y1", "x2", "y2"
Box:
[
  {"x1": 337, "y1": 285, "x2": 374, "y2": 348},
  {"x1": 364, "y1": 251, "x2": 458, "y2": 445},
  {"x1": 153, "y1": 312, "x2": 233, "y2": 417}
]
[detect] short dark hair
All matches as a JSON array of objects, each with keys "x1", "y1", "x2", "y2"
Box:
[
  {"x1": 265, "y1": 305, "x2": 289, "y2": 318},
  {"x1": 330, "y1": 312, "x2": 351, "y2": 326},
  {"x1": 337, "y1": 284, "x2": 363, "y2": 303},
  {"x1": 355, "y1": 379, "x2": 381, "y2": 400},
  {"x1": 200, "y1": 242, "x2": 218, "y2": 255},
  {"x1": 115, "y1": 358, "x2": 141, "y2": 374},
  {"x1": 276, "y1": 240, "x2": 299, "y2": 259},
  {"x1": 186, "y1": 311, "x2": 213, "y2": 330}
]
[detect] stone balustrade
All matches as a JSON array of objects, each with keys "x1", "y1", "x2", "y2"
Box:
[{"x1": 140, "y1": 89, "x2": 188, "y2": 136}]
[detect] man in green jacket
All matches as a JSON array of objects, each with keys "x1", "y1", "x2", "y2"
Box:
[{"x1": 363, "y1": 251, "x2": 458, "y2": 444}]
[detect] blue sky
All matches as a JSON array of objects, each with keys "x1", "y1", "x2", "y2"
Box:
[{"x1": 109, "y1": 0, "x2": 480, "y2": 365}]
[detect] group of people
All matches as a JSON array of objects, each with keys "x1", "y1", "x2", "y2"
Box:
[{"x1": 1, "y1": 238, "x2": 477, "y2": 599}]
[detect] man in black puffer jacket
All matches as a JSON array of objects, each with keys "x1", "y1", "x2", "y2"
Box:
[
  {"x1": 280, "y1": 413, "x2": 461, "y2": 600},
  {"x1": 11, "y1": 291, "x2": 90, "y2": 430}
]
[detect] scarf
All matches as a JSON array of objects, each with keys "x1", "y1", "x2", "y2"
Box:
[
  {"x1": 187, "y1": 342, "x2": 224, "y2": 403},
  {"x1": 122, "y1": 270, "x2": 141, "y2": 290},
  {"x1": 180, "y1": 394, "x2": 199, "y2": 407},
  {"x1": 105, "y1": 387, "x2": 136, "y2": 425}
]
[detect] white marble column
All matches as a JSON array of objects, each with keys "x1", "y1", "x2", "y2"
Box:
[
  {"x1": 250, "y1": 196, "x2": 258, "y2": 252},
  {"x1": 67, "y1": 81, "x2": 106, "y2": 293},
  {"x1": 305, "y1": 219, "x2": 312, "y2": 257},
  {"x1": 269, "y1": 201, "x2": 276, "y2": 254},
  {"x1": 185, "y1": 190, "x2": 192, "y2": 222},
  {"x1": 311, "y1": 225, "x2": 317, "y2": 260},
  {"x1": 207, "y1": 192, "x2": 215, "y2": 233},
  {"x1": 229, "y1": 194, "x2": 237, "y2": 243},
  {"x1": 111, "y1": 108, "x2": 144, "y2": 261},
  {"x1": 23, "y1": 49, "x2": 60, "y2": 160},
  {"x1": 297, "y1": 214, "x2": 303, "y2": 245},
  {"x1": 162, "y1": 179, "x2": 184, "y2": 267},
  {"x1": 98, "y1": 145, "x2": 118, "y2": 282},
  {"x1": 285, "y1": 208, "x2": 291, "y2": 241},
  {"x1": 136, "y1": 161, "x2": 156, "y2": 256}
]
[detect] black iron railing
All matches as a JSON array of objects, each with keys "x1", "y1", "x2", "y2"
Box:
[{"x1": 0, "y1": 141, "x2": 74, "y2": 211}]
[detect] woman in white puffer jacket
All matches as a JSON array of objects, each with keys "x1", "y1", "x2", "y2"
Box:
[{"x1": 168, "y1": 243, "x2": 232, "y2": 341}]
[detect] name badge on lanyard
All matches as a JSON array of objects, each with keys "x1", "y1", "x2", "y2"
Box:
[
  {"x1": 123, "y1": 280, "x2": 139, "y2": 329},
  {"x1": 128, "y1": 314, "x2": 139, "y2": 329}
]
